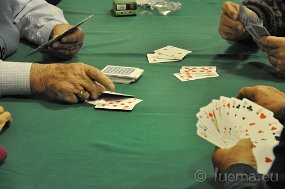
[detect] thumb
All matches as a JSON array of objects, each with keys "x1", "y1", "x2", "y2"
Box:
[
  {"x1": 235, "y1": 138, "x2": 254, "y2": 149},
  {"x1": 222, "y1": 2, "x2": 239, "y2": 20}
]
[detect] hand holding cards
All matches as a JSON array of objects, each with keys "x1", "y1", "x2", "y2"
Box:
[
  {"x1": 196, "y1": 97, "x2": 282, "y2": 174},
  {"x1": 101, "y1": 65, "x2": 144, "y2": 84},
  {"x1": 27, "y1": 14, "x2": 94, "y2": 56}
]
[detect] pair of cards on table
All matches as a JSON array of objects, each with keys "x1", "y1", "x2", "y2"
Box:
[
  {"x1": 147, "y1": 45, "x2": 192, "y2": 63},
  {"x1": 174, "y1": 66, "x2": 219, "y2": 81},
  {"x1": 87, "y1": 91, "x2": 142, "y2": 111},
  {"x1": 101, "y1": 65, "x2": 144, "y2": 84},
  {"x1": 197, "y1": 96, "x2": 283, "y2": 174},
  {"x1": 238, "y1": 5, "x2": 270, "y2": 41}
]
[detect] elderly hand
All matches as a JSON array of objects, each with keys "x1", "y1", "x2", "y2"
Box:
[
  {"x1": 219, "y1": 1, "x2": 255, "y2": 41},
  {"x1": 30, "y1": 63, "x2": 115, "y2": 104},
  {"x1": 237, "y1": 85, "x2": 285, "y2": 120},
  {"x1": 212, "y1": 139, "x2": 257, "y2": 172},
  {"x1": 0, "y1": 106, "x2": 12, "y2": 132},
  {"x1": 258, "y1": 36, "x2": 285, "y2": 77},
  {"x1": 47, "y1": 24, "x2": 84, "y2": 60}
]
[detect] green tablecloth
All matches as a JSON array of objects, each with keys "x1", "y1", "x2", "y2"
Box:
[{"x1": 1, "y1": 0, "x2": 284, "y2": 188}]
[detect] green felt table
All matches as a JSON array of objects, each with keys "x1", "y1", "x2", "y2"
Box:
[{"x1": 1, "y1": 0, "x2": 284, "y2": 188}]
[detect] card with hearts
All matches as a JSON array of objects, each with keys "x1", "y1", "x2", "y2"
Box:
[{"x1": 196, "y1": 97, "x2": 283, "y2": 174}]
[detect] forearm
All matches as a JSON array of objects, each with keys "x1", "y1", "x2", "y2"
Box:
[
  {"x1": 242, "y1": 0, "x2": 285, "y2": 36},
  {"x1": 0, "y1": 60, "x2": 32, "y2": 96},
  {"x1": 13, "y1": 0, "x2": 68, "y2": 45}
]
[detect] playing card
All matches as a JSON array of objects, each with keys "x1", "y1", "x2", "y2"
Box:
[
  {"x1": 238, "y1": 5, "x2": 261, "y2": 26},
  {"x1": 86, "y1": 91, "x2": 142, "y2": 111},
  {"x1": 249, "y1": 24, "x2": 270, "y2": 37},
  {"x1": 101, "y1": 65, "x2": 144, "y2": 84},
  {"x1": 253, "y1": 140, "x2": 278, "y2": 174},
  {"x1": 95, "y1": 97, "x2": 142, "y2": 111},
  {"x1": 173, "y1": 73, "x2": 189, "y2": 81},
  {"x1": 147, "y1": 54, "x2": 179, "y2": 63},
  {"x1": 196, "y1": 97, "x2": 282, "y2": 174},
  {"x1": 176, "y1": 66, "x2": 219, "y2": 81},
  {"x1": 154, "y1": 45, "x2": 192, "y2": 60},
  {"x1": 246, "y1": 25, "x2": 259, "y2": 41},
  {"x1": 101, "y1": 91, "x2": 134, "y2": 97}
]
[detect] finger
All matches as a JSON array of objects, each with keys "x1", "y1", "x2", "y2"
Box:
[
  {"x1": 222, "y1": 1, "x2": 239, "y2": 20},
  {"x1": 62, "y1": 93, "x2": 79, "y2": 104},
  {"x1": 61, "y1": 28, "x2": 84, "y2": 43},
  {"x1": 0, "y1": 106, "x2": 4, "y2": 114},
  {"x1": 237, "y1": 86, "x2": 255, "y2": 100},
  {"x1": 221, "y1": 13, "x2": 244, "y2": 31},
  {"x1": 76, "y1": 88, "x2": 90, "y2": 102},
  {"x1": 47, "y1": 47, "x2": 79, "y2": 60},
  {"x1": 259, "y1": 36, "x2": 281, "y2": 49},
  {"x1": 95, "y1": 82, "x2": 106, "y2": 93},
  {"x1": 51, "y1": 41, "x2": 82, "y2": 49},
  {"x1": 268, "y1": 55, "x2": 281, "y2": 67},
  {"x1": 84, "y1": 65, "x2": 115, "y2": 91},
  {"x1": 50, "y1": 82, "x2": 80, "y2": 104},
  {"x1": 80, "y1": 77, "x2": 100, "y2": 100},
  {"x1": 0, "y1": 112, "x2": 12, "y2": 124}
]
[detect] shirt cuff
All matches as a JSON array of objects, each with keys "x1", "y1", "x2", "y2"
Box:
[{"x1": 0, "y1": 60, "x2": 32, "y2": 96}]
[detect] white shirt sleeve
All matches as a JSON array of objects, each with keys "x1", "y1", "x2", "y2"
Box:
[
  {"x1": 0, "y1": 60, "x2": 32, "y2": 96},
  {"x1": 12, "y1": 0, "x2": 68, "y2": 45}
]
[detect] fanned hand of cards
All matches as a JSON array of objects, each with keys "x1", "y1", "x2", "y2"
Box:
[
  {"x1": 87, "y1": 91, "x2": 142, "y2": 111},
  {"x1": 174, "y1": 66, "x2": 219, "y2": 81},
  {"x1": 147, "y1": 45, "x2": 192, "y2": 63},
  {"x1": 238, "y1": 5, "x2": 270, "y2": 41},
  {"x1": 101, "y1": 65, "x2": 144, "y2": 84},
  {"x1": 196, "y1": 96, "x2": 283, "y2": 174}
]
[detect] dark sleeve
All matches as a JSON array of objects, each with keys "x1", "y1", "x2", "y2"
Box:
[
  {"x1": 223, "y1": 163, "x2": 269, "y2": 189},
  {"x1": 242, "y1": 0, "x2": 285, "y2": 36}
]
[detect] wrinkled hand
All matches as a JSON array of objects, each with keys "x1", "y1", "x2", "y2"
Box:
[
  {"x1": 219, "y1": 1, "x2": 255, "y2": 41},
  {"x1": 258, "y1": 36, "x2": 285, "y2": 78},
  {"x1": 30, "y1": 63, "x2": 115, "y2": 104},
  {"x1": 47, "y1": 24, "x2": 84, "y2": 60},
  {"x1": 0, "y1": 106, "x2": 12, "y2": 132},
  {"x1": 212, "y1": 139, "x2": 257, "y2": 172},
  {"x1": 238, "y1": 85, "x2": 285, "y2": 120}
]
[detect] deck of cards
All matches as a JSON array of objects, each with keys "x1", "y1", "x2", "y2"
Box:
[
  {"x1": 238, "y1": 5, "x2": 270, "y2": 41},
  {"x1": 147, "y1": 45, "x2": 192, "y2": 63},
  {"x1": 87, "y1": 91, "x2": 142, "y2": 111},
  {"x1": 101, "y1": 65, "x2": 144, "y2": 84},
  {"x1": 196, "y1": 96, "x2": 283, "y2": 174},
  {"x1": 174, "y1": 66, "x2": 219, "y2": 81}
]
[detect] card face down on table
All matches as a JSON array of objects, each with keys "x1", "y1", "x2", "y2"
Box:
[{"x1": 101, "y1": 65, "x2": 144, "y2": 84}]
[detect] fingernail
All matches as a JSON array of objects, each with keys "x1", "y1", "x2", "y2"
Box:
[
  {"x1": 238, "y1": 25, "x2": 243, "y2": 31},
  {"x1": 109, "y1": 84, "x2": 115, "y2": 91}
]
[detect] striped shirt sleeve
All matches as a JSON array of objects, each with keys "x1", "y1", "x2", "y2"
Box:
[{"x1": 0, "y1": 60, "x2": 32, "y2": 97}]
